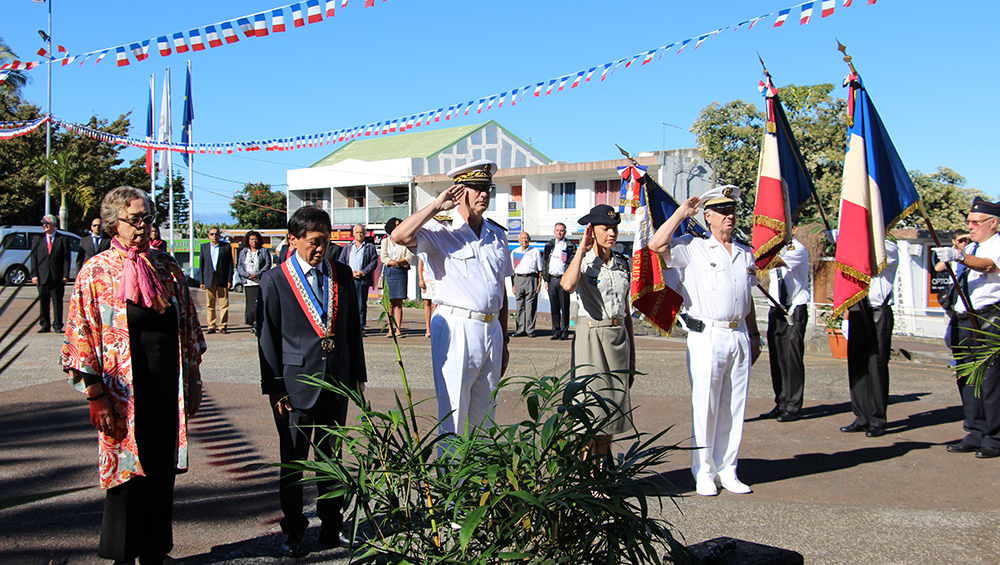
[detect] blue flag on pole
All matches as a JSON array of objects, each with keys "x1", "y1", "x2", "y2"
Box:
[{"x1": 181, "y1": 63, "x2": 194, "y2": 166}]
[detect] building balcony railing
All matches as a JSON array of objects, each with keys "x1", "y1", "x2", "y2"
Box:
[
  {"x1": 369, "y1": 204, "x2": 410, "y2": 224},
  {"x1": 330, "y1": 208, "x2": 367, "y2": 226}
]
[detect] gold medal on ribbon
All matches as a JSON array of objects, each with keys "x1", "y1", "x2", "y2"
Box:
[{"x1": 321, "y1": 335, "x2": 336, "y2": 352}]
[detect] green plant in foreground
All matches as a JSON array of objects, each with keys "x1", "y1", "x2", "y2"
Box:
[{"x1": 286, "y1": 368, "x2": 696, "y2": 565}]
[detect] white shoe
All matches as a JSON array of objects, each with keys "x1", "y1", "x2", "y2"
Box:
[
  {"x1": 695, "y1": 477, "x2": 718, "y2": 496},
  {"x1": 716, "y1": 476, "x2": 752, "y2": 494}
]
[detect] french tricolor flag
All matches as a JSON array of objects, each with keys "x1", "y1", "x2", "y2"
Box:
[
  {"x1": 497, "y1": 92, "x2": 507, "y2": 108},
  {"x1": 486, "y1": 95, "x2": 497, "y2": 111},
  {"x1": 800, "y1": 2, "x2": 814, "y2": 25},
  {"x1": 342, "y1": 0, "x2": 348, "y2": 7},
  {"x1": 173, "y1": 33, "x2": 189, "y2": 53},
  {"x1": 695, "y1": 32, "x2": 718, "y2": 50},
  {"x1": 822, "y1": 0, "x2": 835, "y2": 17},
  {"x1": 237, "y1": 17, "x2": 255, "y2": 37},
  {"x1": 624, "y1": 54, "x2": 640, "y2": 69},
  {"x1": 556, "y1": 76, "x2": 569, "y2": 92},
  {"x1": 570, "y1": 71, "x2": 584, "y2": 88},
  {"x1": 37, "y1": 47, "x2": 50, "y2": 58},
  {"x1": 365, "y1": 0, "x2": 374, "y2": 6},
  {"x1": 292, "y1": 4, "x2": 305, "y2": 27},
  {"x1": 307, "y1": 0, "x2": 323, "y2": 23},
  {"x1": 464, "y1": 102, "x2": 473, "y2": 116},
  {"x1": 95, "y1": 50, "x2": 109, "y2": 65},
  {"x1": 205, "y1": 26, "x2": 223, "y2": 48},
  {"x1": 326, "y1": 0, "x2": 336, "y2": 17},
  {"x1": 116, "y1": 47, "x2": 129, "y2": 67},
  {"x1": 444, "y1": 105, "x2": 455, "y2": 120},
  {"x1": 130, "y1": 42, "x2": 148, "y2": 62},
  {"x1": 254, "y1": 13, "x2": 269, "y2": 37},
  {"x1": 221, "y1": 22, "x2": 239, "y2": 43},
  {"x1": 600, "y1": 62, "x2": 613, "y2": 81},
  {"x1": 533, "y1": 83, "x2": 543, "y2": 97},
  {"x1": 641, "y1": 49, "x2": 656, "y2": 65},
  {"x1": 61, "y1": 55, "x2": 75, "y2": 66},
  {"x1": 381, "y1": 122, "x2": 389, "y2": 135},
  {"x1": 476, "y1": 99, "x2": 485, "y2": 113},
  {"x1": 433, "y1": 107, "x2": 443, "y2": 121},
  {"x1": 272, "y1": 9, "x2": 286, "y2": 32},
  {"x1": 545, "y1": 80, "x2": 555, "y2": 95},
  {"x1": 157, "y1": 36, "x2": 171, "y2": 56},
  {"x1": 773, "y1": 8, "x2": 790, "y2": 27},
  {"x1": 584, "y1": 67, "x2": 597, "y2": 83},
  {"x1": 189, "y1": 29, "x2": 206, "y2": 51},
  {"x1": 510, "y1": 87, "x2": 520, "y2": 105},
  {"x1": 676, "y1": 38, "x2": 692, "y2": 54},
  {"x1": 844, "y1": 0, "x2": 853, "y2": 5}
]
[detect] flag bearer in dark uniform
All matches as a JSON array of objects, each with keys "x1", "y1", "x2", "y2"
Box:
[{"x1": 934, "y1": 197, "x2": 1000, "y2": 459}]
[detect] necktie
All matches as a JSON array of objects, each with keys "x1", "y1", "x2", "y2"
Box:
[
  {"x1": 46, "y1": 235, "x2": 52, "y2": 254},
  {"x1": 959, "y1": 242, "x2": 977, "y2": 299},
  {"x1": 778, "y1": 269, "x2": 790, "y2": 309},
  {"x1": 94, "y1": 235, "x2": 100, "y2": 249},
  {"x1": 311, "y1": 268, "x2": 326, "y2": 316}
]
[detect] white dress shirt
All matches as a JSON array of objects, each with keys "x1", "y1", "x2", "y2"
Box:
[
  {"x1": 868, "y1": 239, "x2": 898, "y2": 308},
  {"x1": 957, "y1": 234, "x2": 1000, "y2": 312},
  {"x1": 767, "y1": 238, "x2": 811, "y2": 308},
  {"x1": 512, "y1": 246, "x2": 543, "y2": 275},
  {"x1": 665, "y1": 234, "x2": 758, "y2": 322}
]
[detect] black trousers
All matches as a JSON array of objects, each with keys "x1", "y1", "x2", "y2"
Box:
[
  {"x1": 37, "y1": 281, "x2": 65, "y2": 330},
  {"x1": 954, "y1": 315, "x2": 1000, "y2": 449},
  {"x1": 353, "y1": 279, "x2": 370, "y2": 328},
  {"x1": 767, "y1": 304, "x2": 808, "y2": 414},
  {"x1": 547, "y1": 275, "x2": 570, "y2": 337},
  {"x1": 847, "y1": 304, "x2": 893, "y2": 431},
  {"x1": 274, "y1": 389, "x2": 349, "y2": 536},
  {"x1": 245, "y1": 285, "x2": 261, "y2": 329}
]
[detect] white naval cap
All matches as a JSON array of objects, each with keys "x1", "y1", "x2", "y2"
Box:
[
  {"x1": 447, "y1": 158, "x2": 498, "y2": 187},
  {"x1": 701, "y1": 184, "x2": 742, "y2": 209}
]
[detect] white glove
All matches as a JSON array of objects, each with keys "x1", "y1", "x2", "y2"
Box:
[{"x1": 932, "y1": 247, "x2": 961, "y2": 263}]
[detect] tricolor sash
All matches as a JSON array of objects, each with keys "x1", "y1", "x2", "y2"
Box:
[{"x1": 282, "y1": 257, "x2": 339, "y2": 342}]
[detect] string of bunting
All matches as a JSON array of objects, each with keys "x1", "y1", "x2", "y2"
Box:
[
  {"x1": 0, "y1": 0, "x2": 386, "y2": 75},
  {"x1": 0, "y1": 115, "x2": 51, "y2": 141},
  {"x1": 1, "y1": 0, "x2": 878, "y2": 153}
]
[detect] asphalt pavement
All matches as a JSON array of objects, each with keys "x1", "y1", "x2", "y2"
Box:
[{"x1": 0, "y1": 289, "x2": 997, "y2": 565}]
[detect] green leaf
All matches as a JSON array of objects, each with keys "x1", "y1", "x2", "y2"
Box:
[
  {"x1": 527, "y1": 393, "x2": 539, "y2": 420},
  {"x1": 459, "y1": 504, "x2": 489, "y2": 553}
]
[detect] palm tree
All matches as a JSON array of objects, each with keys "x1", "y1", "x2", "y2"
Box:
[
  {"x1": 0, "y1": 37, "x2": 30, "y2": 93},
  {"x1": 32, "y1": 150, "x2": 96, "y2": 229}
]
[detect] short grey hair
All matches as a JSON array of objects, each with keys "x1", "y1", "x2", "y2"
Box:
[
  {"x1": 42, "y1": 214, "x2": 57, "y2": 225},
  {"x1": 354, "y1": 223, "x2": 365, "y2": 231},
  {"x1": 101, "y1": 186, "x2": 154, "y2": 236}
]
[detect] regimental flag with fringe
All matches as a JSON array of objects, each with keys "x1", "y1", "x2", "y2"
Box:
[
  {"x1": 751, "y1": 77, "x2": 817, "y2": 270},
  {"x1": 832, "y1": 73, "x2": 920, "y2": 317},
  {"x1": 626, "y1": 164, "x2": 707, "y2": 336}
]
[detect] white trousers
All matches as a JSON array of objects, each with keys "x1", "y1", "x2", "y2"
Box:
[
  {"x1": 431, "y1": 310, "x2": 503, "y2": 436},
  {"x1": 686, "y1": 326, "x2": 751, "y2": 482}
]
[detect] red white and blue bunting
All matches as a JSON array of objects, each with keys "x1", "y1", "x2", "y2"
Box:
[
  {"x1": 0, "y1": 0, "x2": 389, "y2": 75},
  {"x1": 2, "y1": 0, "x2": 878, "y2": 152},
  {"x1": 0, "y1": 115, "x2": 51, "y2": 140}
]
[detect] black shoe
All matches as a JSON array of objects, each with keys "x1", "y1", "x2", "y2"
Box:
[
  {"x1": 840, "y1": 422, "x2": 868, "y2": 433},
  {"x1": 560, "y1": 334, "x2": 571, "y2": 341},
  {"x1": 510, "y1": 332, "x2": 526, "y2": 338},
  {"x1": 976, "y1": 447, "x2": 1000, "y2": 459},
  {"x1": 947, "y1": 441, "x2": 979, "y2": 453},
  {"x1": 52, "y1": 325, "x2": 63, "y2": 332},
  {"x1": 759, "y1": 407, "x2": 781, "y2": 419},
  {"x1": 550, "y1": 334, "x2": 559, "y2": 340},
  {"x1": 865, "y1": 428, "x2": 885, "y2": 438},
  {"x1": 37, "y1": 327, "x2": 51, "y2": 334},
  {"x1": 207, "y1": 328, "x2": 216, "y2": 334},
  {"x1": 776, "y1": 411, "x2": 800, "y2": 423},
  {"x1": 279, "y1": 533, "x2": 306, "y2": 558},
  {"x1": 318, "y1": 527, "x2": 361, "y2": 549},
  {"x1": 527, "y1": 333, "x2": 536, "y2": 338}
]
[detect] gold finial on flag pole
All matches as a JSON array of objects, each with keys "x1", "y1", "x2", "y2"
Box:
[
  {"x1": 836, "y1": 39, "x2": 858, "y2": 77},
  {"x1": 757, "y1": 52, "x2": 771, "y2": 81}
]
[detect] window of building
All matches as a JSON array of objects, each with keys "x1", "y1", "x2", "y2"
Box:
[
  {"x1": 391, "y1": 185, "x2": 408, "y2": 204},
  {"x1": 304, "y1": 190, "x2": 327, "y2": 208},
  {"x1": 487, "y1": 185, "x2": 497, "y2": 212},
  {"x1": 552, "y1": 182, "x2": 576, "y2": 210},
  {"x1": 346, "y1": 187, "x2": 365, "y2": 208},
  {"x1": 594, "y1": 179, "x2": 619, "y2": 206}
]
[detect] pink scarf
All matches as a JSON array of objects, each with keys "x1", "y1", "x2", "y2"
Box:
[{"x1": 112, "y1": 238, "x2": 168, "y2": 313}]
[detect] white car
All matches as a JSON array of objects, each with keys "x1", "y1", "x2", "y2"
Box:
[{"x1": 0, "y1": 225, "x2": 81, "y2": 286}]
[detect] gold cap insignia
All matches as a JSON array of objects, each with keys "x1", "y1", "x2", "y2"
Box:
[{"x1": 723, "y1": 187, "x2": 733, "y2": 197}]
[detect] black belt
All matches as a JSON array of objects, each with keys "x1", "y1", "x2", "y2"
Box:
[
  {"x1": 515, "y1": 273, "x2": 540, "y2": 277},
  {"x1": 956, "y1": 302, "x2": 1000, "y2": 321}
]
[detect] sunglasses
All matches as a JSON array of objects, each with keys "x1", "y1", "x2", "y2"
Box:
[
  {"x1": 956, "y1": 237, "x2": 971, "y2": 244},
  {"x1": 117, "y1": 214, "x2": 154, "y2": 227},
  {"x1": 41, "y1": 221, "x2": 53, "y2": 226},
  {"x1": 208, "y1": 232, "x2": 219, "y2": 236}
]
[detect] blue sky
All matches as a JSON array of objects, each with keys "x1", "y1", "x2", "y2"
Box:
[{"x1": 4, "y1": 0, "x2": 998, "y2": 224}]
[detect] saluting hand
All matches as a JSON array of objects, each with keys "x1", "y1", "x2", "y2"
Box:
[
  {"x1": 435, "y1": 184, "x2": 465, "y2": 212},
  {"x1": 679, "y1": 196, "x2": 701, "y2": 217},
  {"x1": 579, "y1": 224, "x2": 595, "y2": 254}
]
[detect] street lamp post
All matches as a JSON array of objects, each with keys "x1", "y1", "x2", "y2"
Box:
[{"x1": 34, "y1": 0, "x2": 53, "y2": 219}]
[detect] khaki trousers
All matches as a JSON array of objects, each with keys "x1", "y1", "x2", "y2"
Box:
[{"x1": 206, "y1": 281, "x2": 229, "y2": 330}]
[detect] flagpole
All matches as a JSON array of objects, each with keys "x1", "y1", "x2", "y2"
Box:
[
  {"x1": 184, "y1": 60, "x2": 195, "y2": 278},
  {"x1": 165, "y1": 66, "x2": 174, "y2": 255},
  {"x1": 149, "y1": 73, "x2": 156, "y2": 201}
]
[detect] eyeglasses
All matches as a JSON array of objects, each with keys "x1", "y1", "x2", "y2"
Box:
[
  {"x1": 117, "y1": 214, "x2": 154, "y2": 227},
  {"x1": 41, "y1": 221, "x2": 52, "y2": 226},
  {"x1": 91, "y1": 223, "x2": 101, "y2": 228},
  {"x1": 208, "y1": 231, "x2": 219, "y2": 237},
  {"x1": 967, "y1": 218, "x2": 993, "y2": 227},
  {"x1": 710, "y1": 207, "x2": 737, "y2": 217}
]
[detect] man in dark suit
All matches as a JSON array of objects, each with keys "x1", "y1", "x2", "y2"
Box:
[
  {"x1": 257, "y1": 206, "x2": 366, "y2": 557},
  {"x1": 76, "y1": 217, "x2": 111, "y2": 271},
  {"x1": 336, "y1": 223, "x2": 379, "y2": 330},
  {"x1": 29, "y1": 214, "x2": 71, "y2": 333},
  {"x1": 199, "y1": 227, "x2": 234, "y2": 334},
  {"x1": 542, "y1": 222, "x2": 577, "y2": 340}
]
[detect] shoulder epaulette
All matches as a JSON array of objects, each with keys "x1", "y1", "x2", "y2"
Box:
[
  {"x1": 612, "y1": 250, "x2": 629, "y2": 261},
  {"x1": 486, "y1": 218, "x2": 507, "y2": 232},
  {"x1": 433, "y1": 215, "x2": 452, "y2": 222}
]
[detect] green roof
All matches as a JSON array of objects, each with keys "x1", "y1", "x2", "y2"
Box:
[{"x1": 309, "y1": 120, "x2": 549, "y2": 167}]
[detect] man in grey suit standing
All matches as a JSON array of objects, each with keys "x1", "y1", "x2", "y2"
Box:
[
  {"x1": 257, "y1": 206, "x2": 366, "y2": 556},
  {"x1": 199, "y1": 227, "x2": 234, "y2": 334},
  {"x1": 336, "y1": 223, "x2": 379, "y2": 330}
]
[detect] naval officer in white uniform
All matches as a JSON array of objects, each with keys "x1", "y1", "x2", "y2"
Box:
[
  {"x1": 392, "y1": 159, "x2": 513, "y2": 437},
  {"x1": 648, "y1": 185, "x2": 762, "y2": 496}
]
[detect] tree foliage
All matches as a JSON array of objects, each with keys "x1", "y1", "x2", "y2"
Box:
[
  {"x1": 31, "y1": 149, "x2": 97, "y2": 228},
  {"x1": 230, "y1": 182, "x2": 287, "y2": 229},
  {"x1": 898, "y1": 167, "x2": 983, "y2": 231}
]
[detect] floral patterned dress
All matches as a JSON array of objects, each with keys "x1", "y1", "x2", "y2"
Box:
[{"x1": 61, "y1": 248, "x2": 206, "y2": 490}]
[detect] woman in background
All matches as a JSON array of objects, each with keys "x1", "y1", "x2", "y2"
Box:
[
  {"x1": 379, "y1": 217, "x2": 413, "y2": 338},
  {"x1": 417, "y1": 255, "x2": 437, "y2": 338},
  {"x1": 148, "y1": 225, "x2": 166, "y2": 251},
  {"x1": 237, "y1": 230, "x2": 272, "y2": 335}
]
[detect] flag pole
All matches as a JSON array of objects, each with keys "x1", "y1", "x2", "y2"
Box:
[
  {"x1": 166, "y1": 66, "x2": 174, "y2": 255},
  {"x1": 148, "y1": 73, "x2": 156, "y2": 202},
  {"x1": 836, "y1": 41, "x2": 976, "y2": 328},
  {"x1": 618, "y1": 144, "x2": 787, "y2": 315},
  {"x1": 758, "y1": 55, "x2": 833, "y2": 233},
  {"x1": 184, "y1": 60, "x2": 195, "y2": 278}
]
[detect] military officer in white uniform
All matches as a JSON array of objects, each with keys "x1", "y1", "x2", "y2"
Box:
[
  {"x1": 392, "y1": 159, "x2": 513, "y2": 437},
  {"x1": 648, "y1": 185, "x2": 762, "y2": 497}
]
